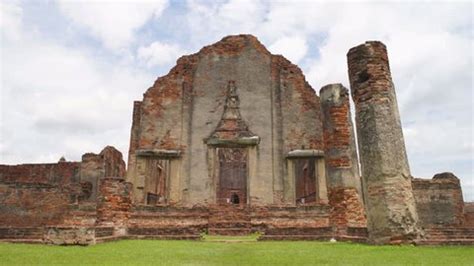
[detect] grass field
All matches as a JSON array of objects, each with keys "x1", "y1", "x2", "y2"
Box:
[{"x1": 1, "y1": 238, "x2": 473, "y2": 265}]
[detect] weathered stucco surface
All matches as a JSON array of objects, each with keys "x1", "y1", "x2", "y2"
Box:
[
  {"x1": 127, "y1": 35, "x2": 323, "y2": 206},
  {"x1": 347, "y1": 41, "x2": 421, "y2": 244}
]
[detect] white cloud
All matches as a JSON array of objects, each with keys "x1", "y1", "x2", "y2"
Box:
[
  {"x1": 56, "y1": 0, "x2": 169, "y2": 52},
  {"x1": 1, "y1": 4, "x2": 155, "y2": 164},
  {"x1": 185, "y1": 0, "x2": 266, "y2": 46},
  {"x1": 0, "y1": 0, "x2": 23, "y2": 41},
  {"x1": 268, "y1": 36, "x2": 308, "y2": 64},
  {"x1": 137, "y1": 41, "x2": 185, "y2": 67}
]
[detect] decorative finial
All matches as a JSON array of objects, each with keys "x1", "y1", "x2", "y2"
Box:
[{"x1": 228, "y1": 80, "x2": 237, "y2": 96}]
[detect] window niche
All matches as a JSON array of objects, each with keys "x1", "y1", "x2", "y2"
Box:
[
  {"x1": 144, "y1": 158, "x2": 169, "y2": 205},
  {"x1": 135, "y1": 149, "x2": 181, "y2": 205},
  {"x1": 286, "y1": 149, "x2": 328, "y2": 205},
  {"x1": 294, "y1": 158, "x2": 317, "y2": 204}
]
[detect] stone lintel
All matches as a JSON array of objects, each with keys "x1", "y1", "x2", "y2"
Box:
[
  {"x1": 205, "y1": 136, "x2": 260, "y2": 146},
  {"x1": 286, "y1": 149, "x2": 324, "y2": 158},
  {"x1": 136, "y1": 149, "x2": 181, "y2": 158}
]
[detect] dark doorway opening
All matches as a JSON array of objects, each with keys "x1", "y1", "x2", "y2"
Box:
[{"x1": 230, "y1": 193, "x2": 240, "y2": 204}]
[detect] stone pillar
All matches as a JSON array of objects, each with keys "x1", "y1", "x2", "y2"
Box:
[
  {"x1": 347, "y1": 41, "x2": 420, "y2": 244},
  {"x1": 320, "y1": 84, "x2": 366, "y2": 235}
]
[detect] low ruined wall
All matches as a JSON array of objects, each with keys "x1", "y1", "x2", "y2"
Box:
[
  {"x1": 412, "y1": 173, "x2": 464, "y2": 227},
  {"x1": 0, "y1": 148, "x2": 128, "y2": 245},
  {"x1": 0, "y1": 182, "x2": 98, "y2": 243},
  {"x1": 0, "y1": 183, "x2": 72, "y2": 227},
  {"x1": 464, "y1": 202, "x2": 474, "y2": 227},
  {"x1": 0, "y1": 162, "x2": 80, "y2": 185}
]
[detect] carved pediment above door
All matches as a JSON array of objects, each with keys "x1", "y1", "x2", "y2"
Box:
[{"x1": 205, "y1": 80, "x2": 260, "y2": 147}]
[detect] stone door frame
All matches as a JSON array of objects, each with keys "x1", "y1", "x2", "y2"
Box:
[
  {"x1": 285, "y1": 149, "x2": 328, "y2": 205},
  {"x1": 207, "y1": 144, "x2": 258, "y2": 205},
  {"x1": 132, "y1": 149, "x2": 181, "y2": 205},
  {"x1": 215, "y1": 147, "x2": 248, "y2": 205}
]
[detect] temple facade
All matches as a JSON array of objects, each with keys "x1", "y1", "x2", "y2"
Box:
[{"x1": 0, "y1": 35, "x2": 472, "y2": 245}]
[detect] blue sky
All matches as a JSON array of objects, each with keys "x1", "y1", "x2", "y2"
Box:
[{"x1": 1, "y1": 0, "x2": 473, "y2": 200}]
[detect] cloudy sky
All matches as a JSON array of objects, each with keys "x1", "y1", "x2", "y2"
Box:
[{"x1": 1, "y1": 0, "x2": 472, "y2": 200}]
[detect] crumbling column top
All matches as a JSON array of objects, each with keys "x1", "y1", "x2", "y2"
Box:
[
  {"x1": 320, "y1": 83, "x2": 349, "y2": 104},
  {"x1": 347, "y1": 40, "x2": 387, "y2": 56}
]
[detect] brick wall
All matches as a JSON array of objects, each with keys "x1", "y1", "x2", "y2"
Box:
[
  {"x1": 100, "y1": 146, "x2": 126, "y2": 178},
  {"x1": 80, "y1": 146, "x2": 126, "y2": 201},
  {"x1": 0, "y1": 162, "x2": 80, "y2": 185},
  {"x1": 0, "y1": 183, "x2": 72, "y2": 227},
  {"x1": 464, "y1": 202, "x2": 474, "y2": 227},
  {"x1": 0, "y1": 146, "x2": 125, "y2": 231},
  {"x1": 328, "y1": 188, "x2": 367, "y2": 230},
  {"x1": 96, "y1": 178, "x2": 132, "y2": 235},
  {"x1": 412, "y1": 173, "x2": 464, "y2": 227}
]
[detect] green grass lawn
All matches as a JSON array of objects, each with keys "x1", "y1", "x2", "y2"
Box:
[{"x1": 1, "y1": 239, "x2": 473, "y2": 265}]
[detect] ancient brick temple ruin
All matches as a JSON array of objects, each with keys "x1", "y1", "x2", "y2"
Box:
[{"x1": 1, "y1": 35, "x2": 472, "y2": 245}]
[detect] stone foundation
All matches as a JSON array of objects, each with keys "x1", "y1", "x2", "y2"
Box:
[{"x1": 44, "y1": 227, "x2": 96, "y2": 245}]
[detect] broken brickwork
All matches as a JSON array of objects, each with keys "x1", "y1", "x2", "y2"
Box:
[
  {"x1": 0, "y1": 161, "x2": 80, "y2": 184},
  {"x1": 81, "y1": 146, "x2": 126, "y2": 201},
  {"x1": 0, "y1": 146, "x2": 126, "y2": 244},
  {"x1": 0, "y1": 183, "x2": 72, "y2": 227},
  {"x1": 96, "y1": 178, "x2": 132, "y2": 236},
  {"x1": 320, "y1": 84, "x2": 359, "y2": 184},
  {"x1": 320, "y1": 84, "x2": 366, "y2": 235},
  {"x1": 412, "y1": 173, "x2": 464, "y2": 226}
]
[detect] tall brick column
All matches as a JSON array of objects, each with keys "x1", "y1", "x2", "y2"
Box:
[
  {"x1": 347, "y1": 41, "x2": 420, "y2": 244},
  {"x1": 320, "y1": 84, "x2": 366, "y2": 235}
]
